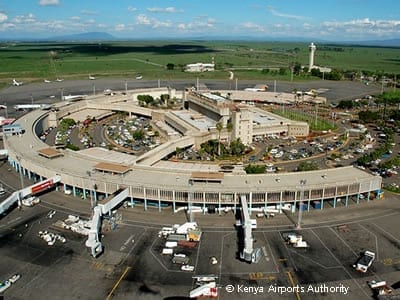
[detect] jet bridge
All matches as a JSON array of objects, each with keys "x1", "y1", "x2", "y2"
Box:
[
  {"x1": 85, "y1": 188, "x2": 129, "y2": 257},
  {"x1": 239, "y1": 195, "x2": 261, "y2": 263},
  {"x1": 0, "y1": 175, "x2": 61, "y2": 215}
]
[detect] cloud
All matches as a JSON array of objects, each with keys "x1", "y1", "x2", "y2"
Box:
[
  {"x1": 241, "y1": 22, "x2": 265, "y2": 32},
  {"x1": 128, "y1": 6, "x2": 137, "y2": 12},
  {"x1": 177, "y1": 17, "x2": 216, "y2": 32},
  {"x1": 115, "y1": 24, "x2": 125, "y2": 31},
  {"x1": 38, "y1": 0, "x2": 60, "y2": 6},
  {"x1": 321, "y1": 18, "x2": 400, "y2": 38},
  {"x1": 267, "y1": 7, "x2": 305, "y2": 20},
  {"x1": 80, "y1": 10, "x2": 97, "y2": 16},
  {"x1": 0, "y1": 12, "x2": 8, "y2": 23},
  {"x1": 147, "y1": 7, "x2": 183, "y2": 13},
  {"x1": 135, "y1": 14, "x2": 172, "y2": 28},
  {"x1": 136, "y1": 14, "x2": 151, "y2": 26}
]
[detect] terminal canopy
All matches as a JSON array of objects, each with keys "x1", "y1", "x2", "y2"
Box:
[
  {"x1": 191, "y1": 171, "x2": 224, "y2": 183},
  {"x1": 94, "y1": 162, "x2": 131, "y2": 175},
  {"x1": 38, "y1": 148, "x2": 64, "y2": 159}
]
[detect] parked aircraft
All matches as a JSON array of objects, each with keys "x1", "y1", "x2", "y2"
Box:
[
  {"x1": 12, "y1": 79, "x2": 23, "y2": 86},
  {"x1": 13, "y1": 104, "x2": 51, "y2": 110},
  {"x1": 136, "y1": 75, "x2": 143, "y2": 80},
  {"x1": 89, "y1": 75, "x2": 96, "y2": 80},
  {"x1": 62, "y1": 95, "x2": 87, "y2": 101},
  {"x1": 56, "y1": 78, "x2": 64, "y2": 82},
  {"x1": 44, "y1": 79, "x2": 51, "y2": 83},
  {"x1": 244, "y1": 84, "x2": 268, "y2": 92}
]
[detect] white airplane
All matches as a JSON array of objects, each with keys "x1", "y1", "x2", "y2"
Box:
[
  {"x1": 12, "y1": 79, "x2": 23, "y2": 86},
  {"x1": 228, "y1": 71, "x2": 234, "y2": 80},
  {"x1": 44, "y1": 79, "x2": 51, "y2": 83},
  {"x1": 56, "y1": 78, "x2": 64, "y2": 82},
  {"x1": 244, "y1": 85, "x2": 268, "y2": 92},
  {"x1": 62, "y1": 94, "x2": 87, "y2": 101},
  {"x1": 135, "y1": 75, "x2": 143, "y2": 80},
  {"x1": 89, "y1": 75, "x2": 96, "y2": 80}
]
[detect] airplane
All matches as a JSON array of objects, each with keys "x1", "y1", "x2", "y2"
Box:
[
  {"x1": 56, "y1": 78, "x2": 64, "y2": 82},
  {"x1": 13, "y1": 104, "x2": 51, "y2": 110},
  {"x1": 12, "y1": 79, "x2": 23, "y2": 86},
  {"x1": 0, "y1": 104, "x2": 6, "y2": 109},
  {"x1": 44, "y1": 79, "x2": 51, "y2": 83},
  {"x1": 244, "y1": 84, "x2": 268, "y2": 92},
  {"x1": 228, "y1": 71, "x2": 234, "y2": 80},
  {"x1": 135, "y1": 75, "x2": 143, "y2": 80},
  {"x1": 89, "y1": 75, "x2": 96, "y2": 80},
  {"x1": 62, "y1": 94, "x2": 87, "y2": 101}
]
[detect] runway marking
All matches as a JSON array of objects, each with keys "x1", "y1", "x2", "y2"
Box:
[
  {"x1": 371, "y1": 222, "x2": 400, "y2": 244},
  {"x1": 105, "y1": 266, "x2": 131, "y2": 300},
  {"x1": 358, "y1": 223, "x2": 379, "y2": 260},
  {"x1": 328, "y1": 227, "x2": 358, "y2": 257},
  {"x1": 262, "y1": 232, "x2": 278, "y2": 269},
  {"x1": 309, "y1": 229, "x2": 371, "y2": 298}
]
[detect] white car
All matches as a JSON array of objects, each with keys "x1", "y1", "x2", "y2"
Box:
[
  {"x1": 47, "y1": 210, "x2": 56, "y2": 219},
  {"x1": 9, "y1": 274, "x2": 21, "y2": 284},
  {"x1": 181, "y1": 265, "x2": 194, "y2": 272}
]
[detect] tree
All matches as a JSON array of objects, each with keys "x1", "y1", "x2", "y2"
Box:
[
  {"x1": 216, "y1": 122, "x2": 223, "y2": 156},
  {"x1": 226, "y1": 119, "x2": 233, "y2": 145},
  {"x1": 229, "y1": 138, "x2": 245, "y2": 156},
  {"x1": 166, "y1": 63, "x2": 174, "y2": 70}
]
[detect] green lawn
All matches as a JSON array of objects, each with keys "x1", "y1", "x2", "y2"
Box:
[
  {"x1": 0, "y1": 40, "x2": 399, "y2": 84},
  {"x1": 273, "y1": 109, "x2": 336, "y2": 131}
]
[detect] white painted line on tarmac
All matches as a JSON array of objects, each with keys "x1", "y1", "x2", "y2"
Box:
[{"x1": 310, "y1": 229, "x2": 371, "y2": 299}]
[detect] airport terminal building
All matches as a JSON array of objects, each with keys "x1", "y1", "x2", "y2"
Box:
[{"x1": 4, "y1": 88, "x2": 383, "y2": 214}]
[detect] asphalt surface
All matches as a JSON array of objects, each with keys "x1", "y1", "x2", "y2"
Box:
[
  {"x1": 0, "y1": 79, "x2": 398, "y2": 300},
  {"x1": 1, "y1": 158, "x2": 400, "y2": 299},
  {"x1": 0, "y1": 78, "x2": 383, "y2": 118}
]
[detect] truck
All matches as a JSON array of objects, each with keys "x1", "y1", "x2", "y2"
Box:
[
  {"x1": 178, "y1": 240, "x2": 197, "y2": 249},
  {"x1": 167, "y1": 234, "x2": 187, "y2": 241},
  {"x1": 187, "y1": 229, "x2": 202, "y2": 242},
  {"x1": 353, "y1": 251, "x2": 375, "y2": 273},
  {"x1": 21, "y1": 196, "x2": 40, "y2": 207},
  {"x1": 172, "y1": 254, "x2": 189, "y2": 265}
]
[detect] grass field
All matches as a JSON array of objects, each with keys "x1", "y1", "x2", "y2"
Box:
[
  {"x1": 0, "y1": 40, "x2": 399, "y2": 84},
  {"x1": 272, "y1": 108, "x2": 336, "y2": 131}
]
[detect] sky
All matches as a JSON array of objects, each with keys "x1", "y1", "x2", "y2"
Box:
[{"x1": 0, "y1": 0, "x2": 399, "y2": 41}]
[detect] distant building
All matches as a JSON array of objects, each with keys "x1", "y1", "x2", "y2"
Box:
[{"x1": 185, "y1": 63, "x2": 215, "y2": 72}]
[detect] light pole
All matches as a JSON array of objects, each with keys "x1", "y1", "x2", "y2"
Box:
[
  {"x1": 188, "y1": 179, "x2": 194, "y2": 222},
  {"x1": 296, "y1": 179, "x2": 307, "y2": 229}
]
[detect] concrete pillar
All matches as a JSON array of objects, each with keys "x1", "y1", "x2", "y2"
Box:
[
  {"x1": 144, "y1": 187, "x2": 147, "y2": 211},
  {"x1": 218, "y1": 192, "x2": 221, "y2": 216},
  {"x1": 172, "y1": 190, "x2": 176, "y2": 213},
  {"x1": 83, "y1": 188, "x2": 86, "y2": 199},
  {"x1": 158, "y1": 189, "x2": 161, "y2": 212},
  {"x1": 333, "y1": 197, "x2": 336, "y2": 208},
  {"x1": 345, "y1": 195, "x2": 349, "y2": 207},
  {"x1": 73, "y1": 186, "x2": 76, "y2": 197},
  {"x1": 203, "y1": 192, "x2": 206, "y2": 215}
]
